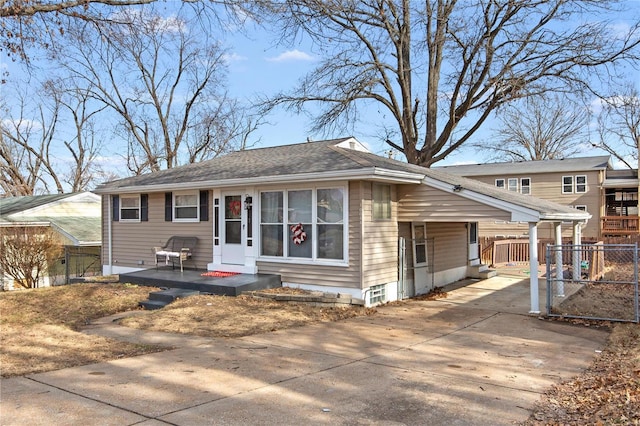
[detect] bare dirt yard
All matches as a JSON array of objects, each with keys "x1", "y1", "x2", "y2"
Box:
[{"x1": 1, "y1": 281, "x2": 638, "y2": 424}]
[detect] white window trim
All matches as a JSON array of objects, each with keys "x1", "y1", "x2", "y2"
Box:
[
  {"x1": 575, "y1": 175, "x2": 587, "y2": 193},
  {"x1": 257, "y1": 184, "x2": 349, "y2": 264},
  {"x1": 507, "y1": 178, "x2": 518, "y2": 192},
  {"x1": 562, "y1": 175, "x2": 574, "y2": 194},
  {"x1": 520, "y1": 177, "x2": 531, "y2": 195},
  {"x1": 173, "y1": 190, "x2": 200, "y2": 223},
  {"x1": 120, "y1": 194, "x2": 141, "y2": 222},
  {"x1": 495, "y1": 178, "x2": 505, "y2": 188}
]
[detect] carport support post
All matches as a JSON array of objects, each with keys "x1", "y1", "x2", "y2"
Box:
[
  {"x1": 529, "y1": 222, "x2": 540, "y2": 314},
  {"x1": 572, "y1": 222, "x2": 582, "y2": 281},
  {"x1": 554, "y1": 222, "x2": 564, "y2": 297}
]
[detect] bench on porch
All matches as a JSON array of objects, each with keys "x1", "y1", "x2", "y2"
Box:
[{"x1": 153, "y1": 236, "x2": 198, "y2": 272}]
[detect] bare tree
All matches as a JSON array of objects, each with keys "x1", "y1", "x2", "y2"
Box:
[
  {"x1": 56, "y1": 9, "x2": 254, "y2": 174},
  {"x1": 0, "y1": 88, "x2": 63, "y2": 195},
  {"x1": 0, "y1": 0, "x2": 261, "y2": 60},
  {"x1": 474, "y1": 95, "x2": 588, "y2": 162},
  {"x1": 259, "y1": 1, "x2": 640, "y2": 167},
  {"x1": 0, "y1": 226, "x2": 63, "y2": 289},
  {"x1": 0, "y1": 79, "x2": 107, "y2": 196},
  {"x1": 43, "y1": 79, "x2": 110, "y2": 192},
  {"x1": 593, "y1": 84, "x2": 640, "y2": 169}
]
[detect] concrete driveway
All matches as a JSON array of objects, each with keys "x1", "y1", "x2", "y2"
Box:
[{"x1": 1, "y1": 276, "x2": 608, "y2": 425}]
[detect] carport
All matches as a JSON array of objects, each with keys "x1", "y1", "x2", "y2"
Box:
[{"x1": 399, "y1": 169, "x2": 592, "y2": 313}]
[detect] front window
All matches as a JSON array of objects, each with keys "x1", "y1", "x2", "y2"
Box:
[
  {"x1": 120, "y1": 195, "x2": 140, "y2": 221},
  {"x1": 372, "y1": 183, "x2": 391, "y2": 220},
  {"x1": 260, "y1": 187, "x2": 346, "y2": 261},
  {"x1": 174, "y1": 192, "x2": 199, "y2": 221}
]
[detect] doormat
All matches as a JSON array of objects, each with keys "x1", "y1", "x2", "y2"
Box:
[{"x1": 200, "y1": 271, "x2": 240, "y2": 278}]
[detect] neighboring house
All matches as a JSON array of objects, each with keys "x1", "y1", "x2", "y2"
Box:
[
  {"x1": 436, "y1": 156, "x2": 640, "y2": 240},
  {"x1": 95, "y1": 137, "x2": 589, "y2": 308},
  {"x1": 0, "y1": 192, "x2": 102, "y2": 290}
]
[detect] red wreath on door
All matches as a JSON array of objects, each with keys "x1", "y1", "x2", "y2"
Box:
[{"x1": 229, "y1": 200, "x2": 242, "y2": 217}]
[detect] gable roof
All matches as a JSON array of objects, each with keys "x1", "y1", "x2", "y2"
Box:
[
  {"x1": 95, "y1": 137, "x2": 590, "y2": 223},
  {"x1": 434, "y1": 156, "x2": 612, "y2": 177}
]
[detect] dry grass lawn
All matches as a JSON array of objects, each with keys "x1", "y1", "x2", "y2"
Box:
[
  {"x1": 0, "y1": 283, "x2": 164, "y2": 377},
  {"x1": 1, "y1": 281, "x2": 639, "y2": 424}
]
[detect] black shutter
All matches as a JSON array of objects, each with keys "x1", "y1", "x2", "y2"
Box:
[
  {"x1": 112, "y1": 195, "x2": 119, "y2": 221},
  {"x1": 141, "y1": 194, "x2": 149, "y2": 222},
  {"x1": 199, "y1": 190, "x2": 209, "y2": 222},
  {"x1": 165, "y1": 192, "x2": 173, "y2": 221}
]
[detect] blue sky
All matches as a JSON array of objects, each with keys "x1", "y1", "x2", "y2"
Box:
[{"x1": 1, "y1": 0, "x2": 639, "y2": 185}]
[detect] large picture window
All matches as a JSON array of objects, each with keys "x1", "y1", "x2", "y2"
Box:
[{"x1": 260, "y1": 187, "x2": 346, "y2": 261}]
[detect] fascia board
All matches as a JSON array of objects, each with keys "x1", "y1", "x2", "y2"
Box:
[
  {"x1": 423, "y1": 176, "x2": 542, "y2": 222},
  {"x1": 94, "y1": 168, "x2": 425, "y2": 194}
]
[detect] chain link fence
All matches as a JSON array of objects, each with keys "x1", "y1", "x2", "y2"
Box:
[
  {"x1": 546, "y1": 243, "x2": 639, "y2": 322},
  {"x1": 48, "y1": 246, "x2": 102, "y2": 286}
]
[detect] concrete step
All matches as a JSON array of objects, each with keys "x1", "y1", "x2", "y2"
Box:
[
  {"x1": 478, "y1": 269, "x2": 497, "y2": 279},
  {"x1": 149, "y1": 288, "x2": 200, "y2": 303},
  {"x1": 140, "y1": 288, "x2": 201, "y2": 310},
  {"x1": 469, "y1": 264, "x2": 495, "y2": 279},
  {"x1": 139, "y1": 300, "x2": 169, "y2": 310}
]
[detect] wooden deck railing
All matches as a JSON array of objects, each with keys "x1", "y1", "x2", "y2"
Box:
[
  {"x1": 601, "y1": 216, "x2": 640, "y2": 235},
  {"x1": 480, "y1": 239, "x2": 605, "y2": 281}
]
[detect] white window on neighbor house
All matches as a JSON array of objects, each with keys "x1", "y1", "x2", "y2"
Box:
[
  {"x1": 575, "y1": 205, "x2": 587, "y2": 212},
  {"x1": 520, "y1": 178, "x2": 531, "y2": 195},
  {"x1": 495, "y1": 178, "x2": 505, "y2": 189},
  {"x1": 562, "y1": 176, "x2": 574, "y2": 194},
  {"x1": 576, "y1": 175, "x2": 587, "y2": 193},
  {"x1": 507, "y1": 178, "x2": 518, "y2": 192},
  {"x1": 174, "y1": 191, "x2": 199, "y2": 222},
  {"x1": 260, "y1": 186, "x2": 346, "y2": 262},
  {"x1": 120, "y1": 195, "x2": 140, "y2": 221},
  {"x1": 372, "y1": 183, "x2": 391, "y2": 220}
]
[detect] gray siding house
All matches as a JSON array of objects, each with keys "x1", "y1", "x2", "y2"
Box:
[{"x1": 95, "y1": 138, "x2": 589, "y2": 308}]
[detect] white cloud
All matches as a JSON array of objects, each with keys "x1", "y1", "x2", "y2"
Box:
[
  {"x1": 265, "y1": 49, "x2": 314, "y2": 63},
  {"x1": 223, "y1": 53, "x2": 248, "y2": 64}
]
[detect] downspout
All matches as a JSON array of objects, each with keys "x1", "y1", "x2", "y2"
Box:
[{"x1": 107, "y1": 195, "x2": 113, "y2": 275}]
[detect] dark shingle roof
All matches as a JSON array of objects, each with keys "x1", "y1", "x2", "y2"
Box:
[
  {"x1": 94, "y1": 137, "x2": 589, "y2": 221},
  {"x1": 95, "y1": 138, "x2": 427, "y2": 191},
  {"x1": 435, "y1": 156, "x2": 611, "y2": 176}
]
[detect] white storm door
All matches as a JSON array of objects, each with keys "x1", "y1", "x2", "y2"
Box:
[
  {"x1": 469, "y1": 222, "x2": 480, "y2": 265},
  {"x1": 412, "y1": 222, "x2": 433, "y2": 294},
  {"x1": 221, "y1": 194, "x2": 245, "y2": 265}
]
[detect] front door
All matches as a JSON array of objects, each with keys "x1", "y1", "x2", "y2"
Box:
[
  {"x1": 412, "y1": 222, "x2": 434, "y2": 294},
  {"x1": 221, "y1": 194, "x2": 244, "y2": 265}
]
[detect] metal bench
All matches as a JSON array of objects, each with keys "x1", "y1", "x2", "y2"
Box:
[{"x1": 153, "y1": 236, "x2": 198, "y2": 272}]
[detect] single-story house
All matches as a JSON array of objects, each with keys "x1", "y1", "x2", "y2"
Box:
[
  {"x1": 94, "y1": 137, "x2": 590, "y2": 310},
  {"x1": 0, "y1": 192, "x2": 102, "y2": 289}
]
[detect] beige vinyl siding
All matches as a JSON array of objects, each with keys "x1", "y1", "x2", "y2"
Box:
[
  {"x1": 107, "y1": 192, "x2": 213, "y2": 269},
  {"x1": 469, "y1": 170, "x2": 602, "y2": 238},
  {"x1": 362, "y1": 182, "x2": 399, "y2": 287},
  {"x1": 257, "y1": 181, "x2": 363, "y2": 289},
  {"x1": 426, "y1": 222, "x2": 467, "y2": 273},
  {"x1": 397, "y1": 184, "x2": 512, "y2": 222}
]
